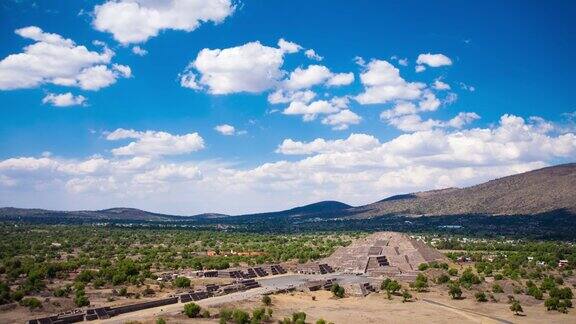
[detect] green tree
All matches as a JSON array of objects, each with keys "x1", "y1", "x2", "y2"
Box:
[
  {"x1": 262, "y1": 295, "x2": 272, "y2": 306},
  {"x1": 449, "y1": 284, "x2": 462, "y2": 299},
  {"x1": 232, "y1": 309, "x2": 250, "y2": 324},
  {"x1": 184, "y1": 302, "x2": 201, "y2": 318},
  {"x1": 330, "y1": 284, "x2": 345, "y2": 298},
  {"x1": 173, "y1": 276, "x2": 191, "y2": 288}
]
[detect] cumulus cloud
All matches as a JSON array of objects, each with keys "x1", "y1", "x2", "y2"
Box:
[
  {"x1": 0, "y1": 26, "x2": 130, "y2": 91},
  {"x1": 416, "y1": 53, "x2": 452, "y2": 67},
  {"x1": 42, "y1": 92, "x2": 87, "y2": 107},
  {"x1": 106, "y1": 129, "x2": 205, "y2": 156},
  {"x1": 282, "y1": 99, "x2": 342, "y2": 121},
  {"x1": 321, "y1": 110, "x2": 361, "y2": 130},
  {"x1": 355, "y1": 59, "x2": 425, "y2": 104},
  {"x1": 277, "y1": 38, "x2": 302, "y2": 54},
  {"x1": 93, "y1": 0, "x2": 235, "y2": 44},
  {"x1": 214, "y1": 124, "x2": 235, "y2": 136},
  {"x1": 181, "y1": 40, "x2": 287, "y2": 94},
  {"x1": 284, "y1": 65, "x2": 354, "y2": 90},
  {"x1": 267, "y1": 89, "x2": 316, "y2": 104},
  {"x1": 276, "y1": 133, "x2": 380, "y2": 155},
  {"x1": 1, "y1": 115, "x2": 575, "y2": 214},
  {"x1": 383, "y1": 112, "x2": 480, "y2": 132},
  {"x1": 432, "y1": 79, "x2": 450, "y2": 90},
  {"x1": 304, "y1": 49, "x2": 323, "y2": 61}
]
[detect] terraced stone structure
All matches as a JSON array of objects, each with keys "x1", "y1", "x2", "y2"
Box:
[{"x1": 323, "y1": 232, "x2": 445, "y2": 278}]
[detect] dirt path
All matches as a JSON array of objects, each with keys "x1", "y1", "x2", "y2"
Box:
[{"x1": 422, "y1": 299, "x2": 513, "y2": 324}]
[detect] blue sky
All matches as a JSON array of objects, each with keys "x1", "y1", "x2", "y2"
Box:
[{"x1": 0, "y1": 0, "x2": 575, "y2": 215}]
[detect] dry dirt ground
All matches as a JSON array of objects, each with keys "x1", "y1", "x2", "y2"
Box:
[{"x1": 105, "y1": 289, "x2": 576, "y2": 324}]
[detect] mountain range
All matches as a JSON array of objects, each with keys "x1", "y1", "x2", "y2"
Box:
[{"x1": 1, "y1": 163, "x2": 575, "y2": 222}]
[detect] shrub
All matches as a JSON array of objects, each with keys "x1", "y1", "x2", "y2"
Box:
[
  {"x1": 492, "y1": 284, "x2": 504, "y2": 293},
  {"x1": 448, "y1": 268, "x2": 458, "y2": 276},
  {"x1": 53, "y1": 287, "x2": 68, "y2": 297},
  {"x1": 173, "y1": 276, "x2": 191, "y2": 288},
  {"x1": 232, "y1": 309, "x2": 250, "y2": 324},
  {"x1": 219, "y1": 308, "x2": 233, "y2": 323},
  {"x1": 437, "y1": 274, "x2": 450, "y2": 284},
  {"x1": 510, "y1": 300, "x2": 523, "y2": 315},
  {"x1": 418, "y1": 263, "x2": 429, "y2": 271},
  {"x1": 20, "y1": 297, "x2": 42, "y2": 309},
  {"x1": 74, "y1": 294, "x2": 90, "y2": 307},
  {"x1": 475, "y1": 291, "x2": 488, "y2": 302},
  {"x1": 201, "y1": 309, "x2": 210, "y2": 318},
  {"x1": 262, "y1": 295, "x2": 272, "y2": 306},
  {"x1": 316, "y1": 319, "x2": 327, "y2": 324},
  {"x1": 292, "y1": 311, "x2": 306, "y2": 323},
  {"x1": 545, "y1": 297, "x2": 560, "y2": 311},
  {"x1": 156, "y1": 318, "x2": 166, "y2": 324},
  {"x1": 550, "y1": 287, "x2": 573, "y2": 300},
  {"x1": 330, "y1": 284, "x2": 345, "y2": 298},
  {"x1": 412, "y1": 274, "x2": 428, "y2": 292},
  {"x1": 183, "y1": 303, "x2": 201, "y2": 318},
  {"x1": 11, "y1": 290, "x2": 24, "y2": 302},
  {"x1": 527, "y1": 286, "x2": 543, "y2": 300},
  {"x1": 494, "y1": 274, "x2": 504, "y2": 280},
  {"x1": 459, "y1": 268, "x2": 481, "y2": 286},
  {"x1": 449, "y1": 284, "x2": 462, "y2": 299},
  {"x1": 402, "y1": 290, "x2": 412, "y2": 302},
  {"x1": 381, "y1": 278, "x2": 401, "y2": 294}
]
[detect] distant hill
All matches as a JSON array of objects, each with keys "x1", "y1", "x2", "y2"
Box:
[
  {"x1": 0, "y1": 200, "x2": 352, "y2": 222},
  {"x1": 0, "y1": 207, "x2": 180, "y2": 222},
  {"x1": 1, "y1": 163, "x2": 574, "y2": 222},
  {"x1": 349, "y1": 163, "x2": 576, "y2": 218}
]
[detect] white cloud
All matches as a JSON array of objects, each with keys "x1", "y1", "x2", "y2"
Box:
[
  {"x1": 106, "y1": 129, "x2": 205, "y2": 156},
  {"x1": 93, "y1": 0, "x2": 235, "y2": 44},
  {"x1": 284, "y1": 65, "x2": 332, "y2": 90},
  {"x1": 179, "y1": 71, "x2": 201, "y2": 90},
  {"x1": 432, "y1": 79, "x2": 450, "y2": 90},
  {"x1": 0, "y1": 26, "x2": 129, "y2": 91},
  {"x1": 326, "y1": 72, "x2": 355, "y2": 87},
  {"x1": 214, "y1": 124, "x2": 235, "y2": 136},
  {"x1": 415, "y1": 65, "x2": 426, "y2": 73},
  {"x1": 267, "y1": 89, "x2": 316, "y2": 104},
  {"x1": 277, "y1": 38, "x2": 302, "y2": 54},
  {"x1": 182, "y1": 40, "x2": 287, "y2": 94},
  {"x1": 1, "y1": 115, "x2": 575, "y2": 214},
  {"x1": 355, "y1": 59, "x2": 425, "y2": 104},
  {"x1": 276, "y1": 133, "x2": 380, "y2": 155},
  {"x1": 304, "y1": 49, "x2": 323, "y2": 61},
  {"x1": 384, "y1": 112, "x2": 480, "y2": 132},
  {"x1": 379, "y1": 102, "x2": 418, "y2": 119},
  {"x1": 132, "y1": 46, "x2": 148, "y2": 56},
  {"x1": 134, "y1": 164, "x2": 202, "y2": 184},
  {"x1": 284, "y1": 65, "x2": 353, "y2": 90},
  {"x1": 42, "y1": 92, "x2": 87, "y2": 107},
  {"x1": 283, "y1": 99, "x2": 342, "y2": 121},
  {"x1": 416, "y1": 53, "x2": 453, "y2": 67},
  {"x1": 321, "y1": 110, "x2": 361, "y2": 130}
]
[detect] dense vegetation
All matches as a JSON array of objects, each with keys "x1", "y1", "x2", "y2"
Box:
[{"x1": 0, "y1": 223, "x2": 358, "y2": 306}]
